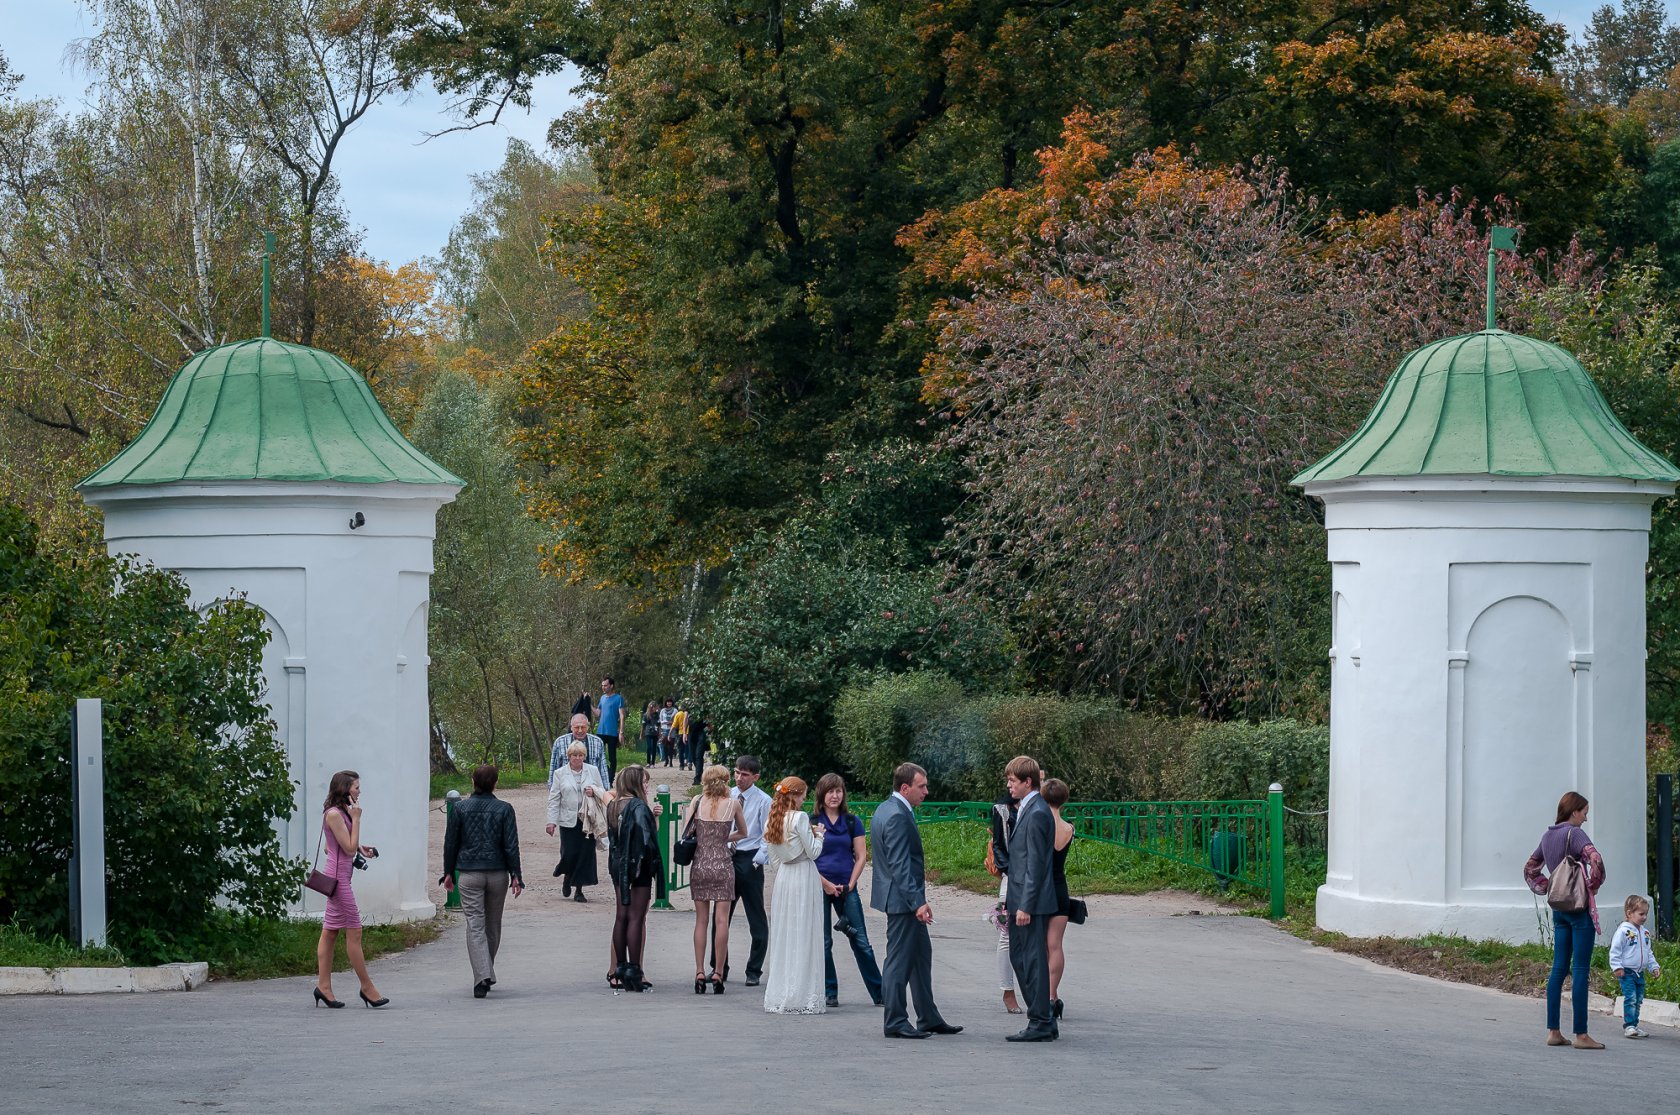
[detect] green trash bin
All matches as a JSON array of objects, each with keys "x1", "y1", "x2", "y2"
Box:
[{"x1": 1209, "y1": 830, "x2": 1244, "y2": 888}]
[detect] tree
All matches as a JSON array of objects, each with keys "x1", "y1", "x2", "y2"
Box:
[
  {"x1": 407, "y1": 371, "x2": 640, "y2": 768},
  {"x1": 1564, "y1": 0, "x2": 1680, "y2": 107},
  {"x1": 214, "y1": 0, "x2": 407, "y2": 345},
  {"x1": 0, "y1": 505, "x2": 296, "y2": 961},
  {"x1": 434, "y1": 139, "x2": 594, "y2": 365},
  {"x1": 903, "y1": 122, "x2": 1596, "y2": 716}
]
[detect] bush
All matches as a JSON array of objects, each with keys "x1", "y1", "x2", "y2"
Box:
[
  {"x1": 1181, "y1": 719, "x2": 1329, "y2": 806},
  {"x1": 0, "y1": 505, "x2": 296, "y2": 963},
  {"x1": 834, "y1": 671, "x2": 1326, "y2": 808},
  {"x1": 681, "y1": 521, "x2": 1011, "y2": 777},
  {"x1": 833, "y1": 671, "x2": 1202, "y2": 801}
]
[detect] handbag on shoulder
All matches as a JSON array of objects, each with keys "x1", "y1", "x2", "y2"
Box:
[
  {"x1": 673, "y1": 802, "x2": 699, "y2": 867},
  {"x1": 304, "y1": 820, "x2": 338, "y2": 898},
  {"x1": 1546, "y1": 830, "x2": 1590, "y2": 913}
]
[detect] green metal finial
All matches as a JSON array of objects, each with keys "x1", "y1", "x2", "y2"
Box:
[
  {"x1": 1486, "y1": 225, "x2": 1518, "y2": 331},
  {"x1": 261, "y1": 231, "x2": 276, "y2": 338}
]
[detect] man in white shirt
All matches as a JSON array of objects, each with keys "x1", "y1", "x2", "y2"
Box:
[{"x1": 715, "y1": 754, "x2": 771, "y2": 985}]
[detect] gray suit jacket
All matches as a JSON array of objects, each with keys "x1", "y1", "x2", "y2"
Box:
[
  {"x1": 1005, "y1": 794, "x2": 1056, "y2": 916},
  {"x1": 869, "y1": 795, "x2": 926, "y2": 914}
]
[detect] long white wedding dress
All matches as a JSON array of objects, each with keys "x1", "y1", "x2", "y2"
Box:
[{"x1": 763, "y1": 810, "x2": 827, "y2": 1014}]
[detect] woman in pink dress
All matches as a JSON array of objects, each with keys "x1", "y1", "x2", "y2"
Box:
[{"x1": 314, "y1": 770, "x2": 388, "y2": 1008}]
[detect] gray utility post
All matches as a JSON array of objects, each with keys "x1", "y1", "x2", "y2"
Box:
[{"x1": 69, "y1": 698, "x2": 107, "y2": 948}]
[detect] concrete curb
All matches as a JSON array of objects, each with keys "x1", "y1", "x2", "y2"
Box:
[
  {"x1": 1602, "y1": 992, "x2": 1680, "y2": 1029},
  {"x1": 0, "y1": 962, "x2": 208, "y2": 995}
]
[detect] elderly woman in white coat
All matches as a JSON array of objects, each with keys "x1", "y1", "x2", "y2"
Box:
[{"x1": 547, "y1": 740, "x2": 609, "y2": 903}]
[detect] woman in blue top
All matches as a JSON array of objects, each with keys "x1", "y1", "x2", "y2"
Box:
[{"x1": 811, "y1": 772, "x2": 883, "y2": 1008}]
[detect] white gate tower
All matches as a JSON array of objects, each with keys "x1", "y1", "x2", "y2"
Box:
[
  {"x1": 1295, "y1": 311, "x2": 1678, "y2": 942},
  {"x1": 79, "y1": 338, "x2": 463, "y2": 924}
]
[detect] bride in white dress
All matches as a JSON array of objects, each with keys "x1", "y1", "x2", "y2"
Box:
[{"x1": 762, "y1": 776, "x2": 827, "y2": 1015}]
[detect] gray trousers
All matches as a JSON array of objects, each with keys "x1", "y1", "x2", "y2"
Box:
[
  {"x1": 1008, "y1": 914, "x2": 1052, "y2": 1030},
  {"x1": 882, "y1": 912, "x2": 945, "y2": 1033},
  {"x1": 457, "y1": 870, "x2": 508, "y2": 986}
]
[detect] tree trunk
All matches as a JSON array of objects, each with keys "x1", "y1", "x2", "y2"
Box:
[{"x1": 428, "y1": 695, "x2": 457, "y2": 775}]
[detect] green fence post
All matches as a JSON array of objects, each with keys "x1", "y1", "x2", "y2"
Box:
[
  {"x1": 1267, "y1": 783, "x2": 1285, "y2": 919},
  {"x1": 444, "y1": 790, "x2": 461, "y2": 909},
  {"x1": 653, "y1": 785, "x2": 673, "y2": 910}
]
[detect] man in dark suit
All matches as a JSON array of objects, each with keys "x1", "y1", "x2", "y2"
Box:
[
  {"x1": 1004, "y1": 755, "x2": 1057, "y2": 1041},
  {"x1": 870, "y1": 762, "x2": 962, "y2": 1040}
]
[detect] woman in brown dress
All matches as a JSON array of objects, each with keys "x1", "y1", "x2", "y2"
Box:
[{"x1": 686, "y1": 763, "x2": 747, "y2": 994}]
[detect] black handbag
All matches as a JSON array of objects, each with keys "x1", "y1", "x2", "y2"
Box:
[
  {"x1": 1066, "y1": 898, "x2": 1088, "y2": 925},
  {"x1": 672, "y1": 803, "x2": 699, "y2": 867}
]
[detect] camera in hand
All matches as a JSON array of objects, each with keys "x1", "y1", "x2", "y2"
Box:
[{"x1": 353, "y1": 852, "x2": 371, "y2": 870}]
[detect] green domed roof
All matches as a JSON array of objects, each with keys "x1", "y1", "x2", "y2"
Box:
[
  {"x1": 80, "y1": 338, "x2": 462, "y2": 489},
  {"x1": 1293, "y1": 329, "x2": 1680, "y2": 486}
]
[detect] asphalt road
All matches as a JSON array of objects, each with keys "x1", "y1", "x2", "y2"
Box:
[{"x1": 0, "y1": 875, "x2": 1664, "y2": 1115}]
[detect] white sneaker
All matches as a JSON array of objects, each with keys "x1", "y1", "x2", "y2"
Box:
[
  {"x1": 1635, "y1": 1027, "x2": 1652, "y2": 1039},
  {"x1": 1624, "y1": 1026, "x2": 1640, "y2": 1038}
]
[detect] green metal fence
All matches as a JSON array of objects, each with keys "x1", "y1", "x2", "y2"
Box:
[{"x1": 650, "y1": 785, "x2": 1286, "y2": 917}]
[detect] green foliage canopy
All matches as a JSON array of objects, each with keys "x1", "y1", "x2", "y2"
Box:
[{"x1": 0, "y1": 505, "x2": 297, "y2": 962}]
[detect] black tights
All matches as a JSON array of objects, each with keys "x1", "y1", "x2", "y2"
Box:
[{"x1": 612, "y1": 883, "x2": 653, "y2": 969}]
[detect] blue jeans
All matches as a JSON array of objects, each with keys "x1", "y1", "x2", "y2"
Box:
[
  {"x1": 822, "y1": 887, "x2": 883, "y2": 1004},
  {"x1": 1620, "y1": 971, "x2": 1646, "y2": 1028},
  {"x1": 1547, "y1": 909, "x2": 1595, "y2": 1035}
]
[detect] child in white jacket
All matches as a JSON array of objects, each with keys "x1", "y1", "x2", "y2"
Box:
[{"x1": 1609, "y1": 894, "x2": 1662, "y2": 1038}]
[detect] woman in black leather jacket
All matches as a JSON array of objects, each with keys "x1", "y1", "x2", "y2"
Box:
[{"x1": 606, "y1": 764, "x2": 663, "y2": 991}]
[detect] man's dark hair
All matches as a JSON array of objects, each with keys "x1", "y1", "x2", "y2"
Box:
[
  {"x1": 472, "y1": 764, "x2": 499, "y2": 793},
  {"x1": 893, "y1": 762, "x2": 927, "y2": 792},
  {"x1": 602, "y1": 675, "x2": 615, "y2": 686},
  {"x1": 735, "y1": 754, "x2": 762, "y2": 775}
]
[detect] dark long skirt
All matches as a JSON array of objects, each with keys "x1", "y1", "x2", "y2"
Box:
[{"x1": 558, "y1": 819, "x2": 599, "y2": 887}]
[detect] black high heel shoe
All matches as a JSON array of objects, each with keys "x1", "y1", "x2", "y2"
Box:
[
  {"x1": 1052, "y1": 998, "x2": 1064, "y2": 1019},
  {"x1": 313, "y1": 987, "x2": 344, "y2": 1009},
  {"x1": 360, "y1": 991, "x2": 390, "y2": 1009},
  {"x1": 695, "y1": 972, "x2": 707, "y2": 995},
  {"x1": 710, "y1": 974, "x2": 725, "y2": 994}
]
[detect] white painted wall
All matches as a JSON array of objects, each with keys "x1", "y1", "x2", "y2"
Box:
[
  {"x1": 83, "y1": 481, "x2": 457, "y2": 924},
  {"x1": 1306, "y1": 477, "x2": 1669, "y2": 943}
]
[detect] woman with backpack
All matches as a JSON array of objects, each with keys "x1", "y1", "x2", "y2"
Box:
[{"x1": 1523, "y1": 791, "x2": 1606, "y2": 1049}]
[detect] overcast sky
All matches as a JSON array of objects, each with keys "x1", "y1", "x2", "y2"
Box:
[{"x1": 0, "y1": 1, "x2": 1639, "y2": 267}]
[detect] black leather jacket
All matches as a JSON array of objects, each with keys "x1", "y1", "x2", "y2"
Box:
[
  {"x1": 608, "y1": 796, "x2": 661, "y2": 902},
  {"x1": 440, "y1": 791, "x2": 522, "y2": 884}
]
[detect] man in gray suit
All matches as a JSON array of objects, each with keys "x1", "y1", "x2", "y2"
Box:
[
  {"x1": 870, "y1": 762, "x2": 963, "y2": 1039},
  {"x1": 1004, "y1": 755, "x2": 1057, "y2": 1041}
]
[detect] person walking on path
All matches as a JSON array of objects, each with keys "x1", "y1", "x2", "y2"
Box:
[
  {"x1": 1004, "y1": 755, "x2": 1057, "y2": 1042},
  {"x1": 606, "y1": 764, "x2": 663, "y2": 992},
  {"x1": 871, "y1": 762, "x2": 961, "y2": 1040},
  {"x1": 1041, "y1": 777, "x2": 1076, "y2": 1022},
  {"x1": 718, "y1": 755, "x2": 772, "y2": 986},
  {"x1": 812, "y1": 772, "x2": 883, "y2": 1009},
  {"x1": 689, "y1": 714, "x2": 709, "y2": 787},
  {"x1": 441, "y1": 764, "x2": 525, "y2": 999},
  {"x1": 596, "y1": 677, "x2": 625, "y2": 782},
  {"x1": 546, "y1": 739, "x2": 608, "y2": 902},
  {"x1": 686, "y1": 764, "x2": 747, "y2": 994},
  {"x1": 657, "y1": 697, "x2": 677, "y2": 766},
  {"x1": 313, "y1": 770, "x2": 387, "y2": 1009},
  {"x1": 672, "y1": 703, "x2": 690, "y2": 770},
  {"x1": 762, "y1": 776, "x2": 827, "y2": 1014},
  {"x1": 642, "y1": 701, "x2": 661, "y2": 766},
  {"x1": 1523, "y1": 790, "x2": 1606, "y2": 1048},
  {"x1": 1609, "y1": 894, "x2": 1661, "y2": 1039},
  {"x1": 988, "y1": 782, "x2": 1021, "y2": 1015},
  {"x1": 551, "y1": 713, "x2": 610, "y2": 790}
]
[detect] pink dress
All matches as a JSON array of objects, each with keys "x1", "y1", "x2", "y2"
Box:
[{"x1": 322, "y1": 809, "x2": 360, "y2": 930}]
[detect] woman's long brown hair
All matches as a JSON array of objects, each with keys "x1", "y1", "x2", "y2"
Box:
[
  {"x1": 323, "y1": 770, "x2": 358, "y2": 812},
  {"x1": 765, "y1": 776, "x2": 807, "y2": 845}
]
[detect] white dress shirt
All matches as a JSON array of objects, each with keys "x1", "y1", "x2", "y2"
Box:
[{"x1": 732, "y1": 784, "x2": 772, "y2": 865}]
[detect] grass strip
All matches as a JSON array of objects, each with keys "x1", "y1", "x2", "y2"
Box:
[{"x1": 0, "y1": 916, "x2": 442, "y2": 982}]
